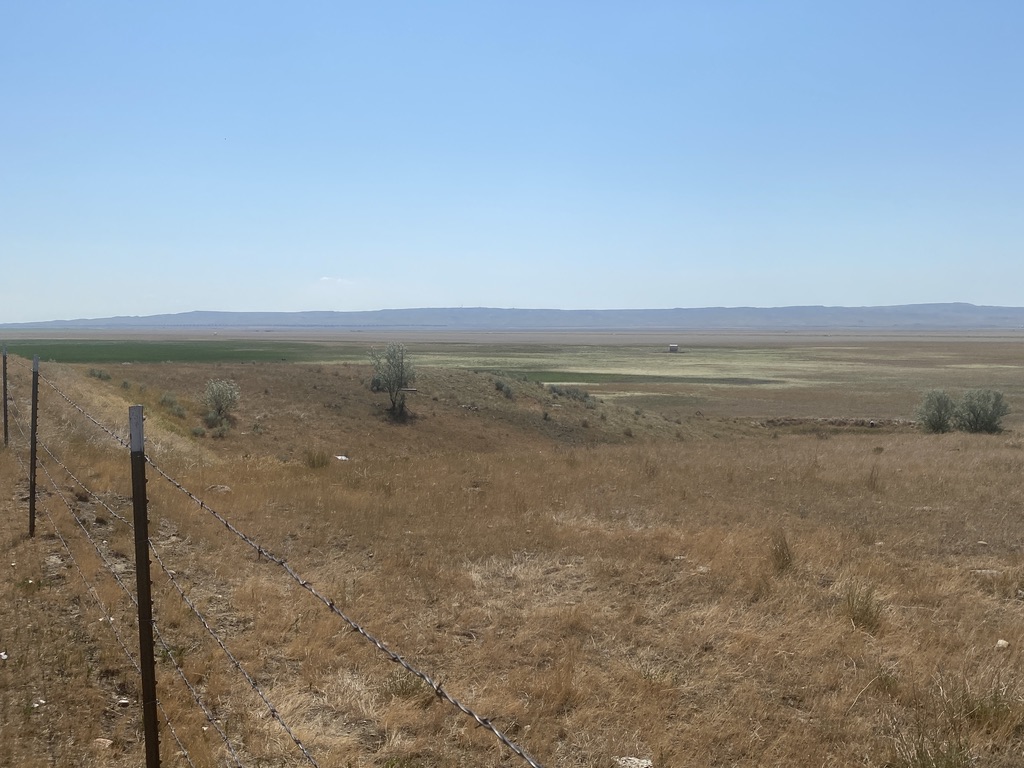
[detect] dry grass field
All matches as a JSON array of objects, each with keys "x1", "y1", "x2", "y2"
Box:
[{"x1": 3, "y1": 331, "x2": 1024, "y2": 767}]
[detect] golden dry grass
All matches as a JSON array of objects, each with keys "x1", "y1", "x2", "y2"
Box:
[{"x1": 3, "y1": 335, "x2": 1024, "y2": 767}]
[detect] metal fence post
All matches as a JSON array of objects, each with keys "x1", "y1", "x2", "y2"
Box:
[
  {"x1": 130, "y1": 405, "x2": 161, "y2": 768},
  {"x1": 29, "y1": 356, "x2": 39, "y2": 537}
]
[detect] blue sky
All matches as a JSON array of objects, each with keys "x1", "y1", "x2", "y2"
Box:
[{"x1": 2, "y1": 2, "x2": 1022, "y2": 322}]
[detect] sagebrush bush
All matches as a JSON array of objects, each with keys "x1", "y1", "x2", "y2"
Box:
[
  {"x1": 369, "y1": 343, "x2": 415, "y2": 417},
  {"x1": 954, "y1": 389, "x2": 1009, "y2": 434},
  {"x1": 917, "y1": 389, "x2": 1009, "y2": 434},
  {"x1": 202, "y1": 379, "x2": 240, "y2": 429},
  {"x1": 917, "y1": 390, "x2": 956, "y2": 433}
]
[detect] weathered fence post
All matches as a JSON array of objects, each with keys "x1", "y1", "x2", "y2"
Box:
[
  {"x1": 2, "y1": 345, "x2": 8, "y2": 448},
  {"x1": 130, "y1": 405, "x2": 161, "y2": 768},
  {"x1": 28, "y1": 356, "x2": 39, "y2": 537}
]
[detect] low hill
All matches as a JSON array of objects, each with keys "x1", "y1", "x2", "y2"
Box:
[{"x1": 5, "y1": 303, "x2": 1024, "y2": 331}]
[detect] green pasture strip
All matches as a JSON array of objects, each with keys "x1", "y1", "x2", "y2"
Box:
[
  {"x1": 477, "y1": 368, "x2": 780, "y2": 386},
  {"x1": 0, "y1": 339, "x2": 353, "y2": 364}
]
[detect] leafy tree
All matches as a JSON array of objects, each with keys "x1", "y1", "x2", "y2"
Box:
[
  {"x1": 369, "y1": 343, "x2": 415, "y2": 418},
  {"x1": 954, "y1": 389, "x2": 1009, "y2": 433},
  {"x1": 202, "y1": 379, "x2": 240, "y2": 429},
  {"x1": 916, "y1": 390, "x2": 956, "y2": 433}
]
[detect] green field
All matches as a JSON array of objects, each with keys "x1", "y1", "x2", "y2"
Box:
[{"x1": 1, "y1": 339, "x2": 347, "y2": 364}]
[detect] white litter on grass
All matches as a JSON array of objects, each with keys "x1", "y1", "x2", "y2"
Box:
[
  {"x1": 335, "y1": 455, "x2": 349, "y2": 461},
  {"x1": 615, "y1": 759, "x2": 654, "y2": 768},
  {"x1": 1, "y1": 651, "x2": 8, "y2": 660},
  {"x1": 996, "y1": 639, "x2": 1010, "y2": 650}
]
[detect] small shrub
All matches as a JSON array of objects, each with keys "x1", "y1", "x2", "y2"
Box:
[
  {"x1": 549, "y1": 385, "x2": 593, "y2": 404},
  {"x1": 121, "y1": 380, "x2": 132, "y2": 390},
  {"x1": 160, "y1": 393, "x2": 186, "y2": 419},
  {"x1": 917, "y1": 390, "x2": 956, "y2": 433},
  {"x1": 954, "y1": 389, "x2": 1009, "y2": 434},
  {"x1": 191, "y1": 426, "x2": 206, "y2": 437},
  {"x1": 202, "y1": 379, "x2": 240, "y2": 430},
  {"x1": 88, "y1": 368, "x2": 111, "y2": 381},
  {"x1": 494, "y1": 380, "x2": 514, "y2": 399}
]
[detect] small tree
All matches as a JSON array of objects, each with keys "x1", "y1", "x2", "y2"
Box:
[
  {"x1": 202, "y1": 379, "x2": 241, "y2": 429},
  {"x1": 917, "y1": 390, "x2": 956, "y2": 433},
  {"x1": 369, "y1": 343, "x2": 415, "y2": 418},
  {"x1": 954, "y1": 389, "x2": 1009, "y2": 434}
]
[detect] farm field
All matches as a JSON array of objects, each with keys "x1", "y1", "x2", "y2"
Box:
[{"x1": 2, "y1": 331, "x2": 1024, "y2": 767}]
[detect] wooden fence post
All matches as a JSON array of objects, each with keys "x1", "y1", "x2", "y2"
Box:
[
  {"x1": 28, "y1": 356, "x2": 39, "y2": 537},
  {"x1": 130, "y1": 405, "x2": 161, "y2": 768}
]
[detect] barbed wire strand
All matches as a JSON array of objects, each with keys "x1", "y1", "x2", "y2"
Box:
[
  {"x1": 148, "y1": 458, "x2": 545, "y2": 768},
  {"x1": 150, "y1": 541, "x2": 320, "y2": 767},
  {"x1": 36, "y1": 452, "x2": 197, "y2": 768},
  {"x1": 6, "y1": 397, "x2": 29, "y2": 465},
  {"x1": 150, "y1": 619, "x2": 247, "y2": 768},
  {"x1": 12, "y1": 385, "x2": 268, "y2": 767},
  {"x1": 38, "y1": 453, "x2": 138, "y2": 604},
  {"x1": 37, "y1": 436, "x2": 249, "y2": 765},
  {"x1": 36, "y1": 370, "x2": 130, "y2": 448},
  {"x1": 36, "y1": 501, "x2": 194, "y2": 767},
  {"x1": 38, "y1": 441, "x2": 133, "y2": 527},
  {"x1": 9, "y1": 372, "x2": 205, "y2": 767},
  {"x1": 33, "y1": 436, "x2": 241, "y2": 763}
]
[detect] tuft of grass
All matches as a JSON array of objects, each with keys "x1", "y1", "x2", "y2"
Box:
[
  {"x1": 843, "y1": 581, "x2": 884, "y2": 633},
  {"x1": 304, "y1": 449, "x2": 330, "y2": 469},
  {"x1": 768, "y1": 529, "x2": 793, "y2": 574}
]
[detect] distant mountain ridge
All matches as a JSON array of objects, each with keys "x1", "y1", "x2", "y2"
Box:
[{"x1": 4, "y1": 304, "x2": 1024, "y2": 331}]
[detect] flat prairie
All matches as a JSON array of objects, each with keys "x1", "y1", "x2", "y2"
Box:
[{"x1": 2, "y1": 330, "x2": 1024, "y2": 767}]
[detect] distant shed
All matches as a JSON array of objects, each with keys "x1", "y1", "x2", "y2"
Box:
[{"x1": 668, "y1": 344, "x2": 679, "y2": 353}]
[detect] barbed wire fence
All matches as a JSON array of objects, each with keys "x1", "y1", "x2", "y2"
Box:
[{"x1": 0, "y1": 350, "x2": 546, "y2": 768}]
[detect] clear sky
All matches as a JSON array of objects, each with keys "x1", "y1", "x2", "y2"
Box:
[{"x1": 3, "y1": 2, "x2": 1022, "y2": 322}]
